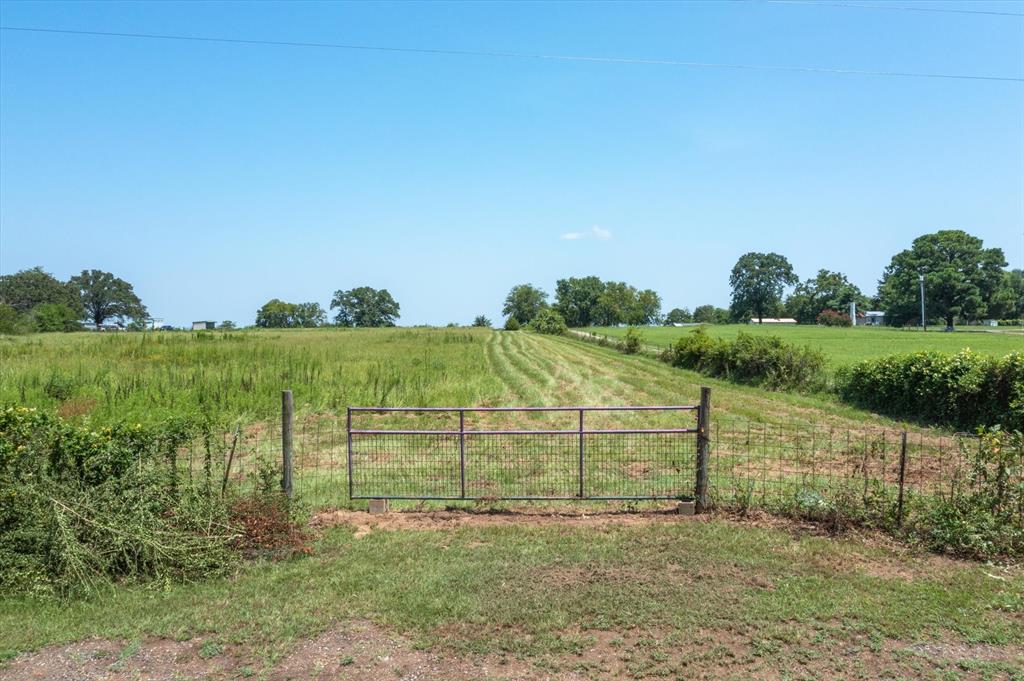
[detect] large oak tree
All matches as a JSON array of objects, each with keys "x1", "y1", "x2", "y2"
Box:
[
  {"x1": 331, "y1": 287, "x2": 400, "y2": 327},
  {"x1": 728, "y1": 252, "x2": 797, "y2": 324},
  {"x1": 69, "y1": 269, "x2": 146, "y2": 327}
]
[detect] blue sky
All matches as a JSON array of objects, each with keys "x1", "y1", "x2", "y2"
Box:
[{"x1": 1, "y1": 0, "x2": 1021, "y2": 326}]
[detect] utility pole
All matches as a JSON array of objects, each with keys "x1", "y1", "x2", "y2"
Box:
[{"x1": 919, "y1": 274, "x2": 926, "y2": 331}]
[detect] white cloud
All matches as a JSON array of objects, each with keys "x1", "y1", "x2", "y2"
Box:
[{"x1": 561, "y1": 225, "x2": 612, "y2": 241}]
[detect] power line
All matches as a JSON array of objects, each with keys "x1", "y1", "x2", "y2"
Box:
[
  {"x1": 751, "y1": 0, "x2": 1024, "y2": 18},
  {"x1": 1, "y1": 25, "x2": 1021, "y2": 83}
]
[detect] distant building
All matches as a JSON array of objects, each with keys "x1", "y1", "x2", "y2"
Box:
[
  {"x1": 749, "y1": 318, "x2": 797, "y2": 325},
  {"x1": 192, "y1": 321, "x2": 216, "y2": 331},
  {"x1": 862, "y1": 311, "x2": 886, "y2": 326}
]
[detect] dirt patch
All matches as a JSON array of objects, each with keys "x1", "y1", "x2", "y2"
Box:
[
  {"x1": 1, "y1": 636, "x2": 240, "y2": 681},
  {"x1": 6, "y1": 621, "x2": 1023, "y2": 680},
  {"x1": 310, "y1": 506, "x2": 698, "y2": 537}
]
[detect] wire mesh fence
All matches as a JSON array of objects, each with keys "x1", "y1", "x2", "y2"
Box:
[{"x1": 191, "y1": 406, "x2": 1021, "y2": 532}]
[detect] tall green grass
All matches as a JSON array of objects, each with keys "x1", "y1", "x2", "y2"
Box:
[{"x1": 0, "y1": 329, "x2": 506, "y2": 426}]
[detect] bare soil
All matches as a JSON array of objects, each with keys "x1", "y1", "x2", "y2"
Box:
[{"x1": 6, "y1": 620, "x2": 1021, "y2": 680}]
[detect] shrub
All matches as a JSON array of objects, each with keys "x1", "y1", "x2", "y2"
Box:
[
  {"x1": 816, "y1": 309, "x2": 852, "y2": 327},
  {"x1": 503, "y1": 317, "x2": 521, "y2": 331},
  {"x1": 0, "y1": 304, "x2": 32, "y2": 335},
  {"x1": 0, "y1": 407, "x2": 304, "y2": 597},
  {"x1": 620, "y1": 327, "x2": 643, "y2": 354},
  {"x1": 528, "y1": 308, "x2": 568, "y2": 336},
  {"x1": 908, "y1": 429, "x2": 1024, "y2": 559},
  {"x1": 664, "y1": 328, "x2": 826, "y2": 391},
  {"x1": 836, "y1": 350, "x2": 1024, "y2": 431}
]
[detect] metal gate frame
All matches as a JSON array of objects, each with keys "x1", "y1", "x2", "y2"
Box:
[{"x1": 346, "y1": 388, "x2": 711, "y2": 506}]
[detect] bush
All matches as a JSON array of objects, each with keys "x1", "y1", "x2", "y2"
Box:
[
  {"x1": 0, "y1": 303, "x2": 32, "y2": 335},
  {"x1": 908, "y1": 429, "x2": 1024, "y2": 559},
  {"x1": 816, "y1": 309, "x2": 852, "y2": 327},
  {"x1": 620, "y1": 327, "x2": 642, "y2": 354},
  {"x1": 528, "y1": 308, "x2": 567, "y2": 336},
  {"x1": 503, "y1": 317, "x2": 521, "y2": 331},
  {"x1": 665, "y1": 328, "x2": 826, "y2": 391},
  {"x1": 836, "y1": 350, "x2": 1023, "y2": 431},
  {"x1": 0, "y1": 407, "x2": 304, "y2": 597}
]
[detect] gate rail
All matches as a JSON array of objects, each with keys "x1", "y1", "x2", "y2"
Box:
[{"x1": 347, "y1": 390, "x2": 711, "y2": 504}]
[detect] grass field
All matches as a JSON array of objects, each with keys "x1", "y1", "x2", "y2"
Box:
[
  {"x1": 3, "y1": 514, "x2": 1022, "y2": 678},
  {"x1": 584, "y1": 324, "x2": 1023, "y2": 367},
  {"x1": 3, "y1": 328, "x2": 1022, "y2": 679},
  {"x1": 0, "y1": 327, "x2": 964, "y2": 430}
]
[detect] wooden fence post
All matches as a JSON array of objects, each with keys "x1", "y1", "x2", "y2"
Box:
[
  {"x1": 281, "y1": 390, "x2": 294, "y2": 499},
  {"x1": 696, "y1": 386, "x2": 711, "y2": 513}
]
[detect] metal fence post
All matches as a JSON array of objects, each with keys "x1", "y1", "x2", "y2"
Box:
[
  {"x1": 281, "y1": 390, "x2": 294, "y2": 499},
  {"x1": 695, "y1": 387, "x2": 711, "y2": 513},
  {"x1": 459, "y1": 409, "x2": 466, "y2": 499},
  {"x1": 347, "y1": 407, "x2": 354, "y2": 500},
  {"x1": 896, "y1": 430, "x2": 908, "y2": 529},
  {"x1": 578, "y1": 408, "x2": 585, "y2": 498}
]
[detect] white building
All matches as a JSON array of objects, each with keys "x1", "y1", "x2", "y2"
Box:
[
  {"x1": 192, "y1": 321, "x2": 216, "y2": 331},
  {"x1": 749, "y1": 318, "x2": 797, "y2": 325}
]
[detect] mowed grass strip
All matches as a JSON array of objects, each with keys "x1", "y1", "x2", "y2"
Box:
[
  {"x1": 2, "y1": 518, "x2": 1021, "y2": 676},
  {"x1": 585, "y1": 324, "x2": 1023, "y2": 367}
]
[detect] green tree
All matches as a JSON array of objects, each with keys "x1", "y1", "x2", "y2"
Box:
[
  {"x1": 31, "y1": 303, "x2": 81, "y2": 332},
  {"x1": 0, "y1": 266, "x2": 82, "y2": 315},
  {"x1": 554, "y1": 276, "x2": 605, "y2": 327},
  {"x1": 877, "y1": 230, "x2": 1007, "y2": 329},
  {"x1": 529, "y1": 307, "x2": 568, "y2": 335},
  {"x1": 635, "y1": 289, "x2": 662, "y2": 325},
  {"x1": 69, "y1": 269, "x2": 147, "y2": 327},
  {"x1": 785, "y1": 270, "x2": 868, "y2": 324},
  {"x1": 0, "y1": 303, "x2": 32, "y2": 334},
  {"x1": 292, "y1": 302, "x2": 326, "y2": 328},
  {"x1": 220, "y1": 320, "x2": 236, "y2": 330},
  {"x1": 502, "y1": 284, "x2": 548, "y2": 324},
  {"x1": 693, "y1": 304, "x2": 730, "y2": 324},
  {"x1": 255, "y1": 299, "x2": 296, "y2": 328},
  {"x1": 664, "y1": 307, "x2": 692, "y2": 325},
  {"x1": 331, "y1": 287, "x2": 400, "y2": 327},
  {"x1": 989, "y1": 269, "x2": 1024, "y2": 320},
  {"x1": 471, "y1": 315, "x2": 491, "y2": 327},
  {"x1": 729, "y1": 252, "x2": 798, "y2": 324}
]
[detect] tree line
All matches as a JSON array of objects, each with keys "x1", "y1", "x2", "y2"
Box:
[
  {"x1": 0, "y1": 268, "x2": 146, "y2": 333},
  {"x1": 727, "y1": 230, "x2": 1019, "y2": 329},
  {"x1": 496, "y1": 229, "x2": 1021, "y2": 330},
  {"x1": 2, "y1": 229, "x2": 1019, "y2": 334},
  {"x1": 255, "y1": 287, "x2": 400, "y2": 328}
]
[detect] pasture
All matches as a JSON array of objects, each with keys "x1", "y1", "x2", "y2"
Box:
[
  {"x1": 2, "y1": 327, "x2": 1022, "y2": 678},
  {"x1": 0, "y1": 327, "x2": 971, "y2": 429},
  {"x1": 584, "y1": 324, "x2": 1023, "y2": 367}
]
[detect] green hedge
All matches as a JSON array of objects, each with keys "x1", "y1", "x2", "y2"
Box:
[
  {"x1": 836, "y1": 350, "x2": 1024, "y2": 431},
  {"x1": 663, "y1": 328, "x2": 826, "y2": 391}
]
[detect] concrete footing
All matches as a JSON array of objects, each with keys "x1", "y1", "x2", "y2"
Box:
[
  {"x1": 368, "y1": 499, "x2": 389, "y2": 514},
  {"x1": 677, "y1": 501, "x2": 696, "y2": 516}
]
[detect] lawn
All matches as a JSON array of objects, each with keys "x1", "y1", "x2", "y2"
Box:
[
  {"x1": 2, "y1": 513, "x2": 1022, "y2": 678},
  {"x1": 584, "y1": 324, "x2": 1023, "y2": 367}
]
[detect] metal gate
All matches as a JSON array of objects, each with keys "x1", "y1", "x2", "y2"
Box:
[{"x1": 347, "y1": 399, "x2": 710, "y2": 502}]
